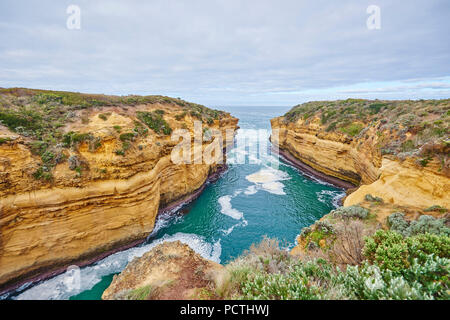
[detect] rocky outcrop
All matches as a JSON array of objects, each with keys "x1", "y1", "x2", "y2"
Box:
[
  {"x1": 271, "y1": 114, "x2": 449, "y2": 209},
  {"x1": 271, "y1": 99, "x2": 449, "y2": 255},
  {"x1": 0, "y1": 91, "x2": 238, "y2": 293},
  {"x1": 102, "y1": 241, "x2": 224, "y2": 300},
  {"x1": 271, "y1": 116, "x2": 380, "y2": 187}
]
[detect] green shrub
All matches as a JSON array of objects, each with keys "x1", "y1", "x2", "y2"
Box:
[
  {"x1": 401, "y1": 140, "x2": 415, "y2": 152},
  {"x1": 331, "y1": 205, "x2": 369, "y2": 219},
  {"x1": 124, "y1": 285, "x2": 153, "y2": 300},
  {"x1": 364, "y1": 194, "x2": 384, "y2": 203},
  {"x1": 137, "y1": 111, "x2": 172, "y2": 135},
  {"x1": 407, "y1": 215, "x2": 450, "y2": 236},
  {"x1": 0, "y1": 110, "x2": 42, "y2": 132},
  {"x1": 119, "y1": 132, "x2": 135, "y2": 142},
  {"x1": 133, "y1": 121, "x2": 148, "y2": 137},
  {"x1": 387, "y1": 213, "x2": 450, "y2": 237},
  {"x1": 325, "y1": 121, "x2": 337, "y2": 132},
  {"x1": 363, "y1": 230, "x2": 450, "y2": 273},
  {"x1": 363, "y1": 230, "x2": 409, "y2": 272},
  {"x1": 62, "y1": 131, "x2": 93, "y2": 148},
  {"x1": 239, "y1": 262, "x2": 325, "y2": 300},
  {"x1": 0, "y1": 137, "x2": 11, "y2": 144},
  {"x1": 98, "y1": 113, "x2": 111, "y2": 121},
  {"x1": 387, "y1": 212, "x2": 410, "y2": 235},
  {"x1": 424, "y1": 205, "x2": 447, "y2": 213},
  {"x1": 115, "y1": 149, "x2": 125, "y2": 156},
  {"x1": 368, "y1": 103, "x2": 386, "y2": 114},
  {"x1": 339, "y1": 123, "x2": 364, "y2": 137},
  {"x1": 32, "y1": 166, "x2": 53, "y2": 181},
  {"x1": 338, "y1": 256, "x2": 449, "y2": 300},
  {"x1": 315, "y1": 221, "x2": 335, "y2": 234}
]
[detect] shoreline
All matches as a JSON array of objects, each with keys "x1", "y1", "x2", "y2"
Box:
[
  {"x1": 0, "y1": 164, "x2": 229, "y2": 297},
  {"x1": 275, "y1": 148, "x2": 356, "y2": 190}
]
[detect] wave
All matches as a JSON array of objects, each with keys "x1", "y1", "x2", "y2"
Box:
[
  {"x1": 316, "y1": 189, "x2": 346, "y2": 208},
  {"x1": 15, "y1": 232, "x2": 221, "y2": 300},
  {"x1": 245, "y1": 168, "x2": 290, "y2": 195},
  {"x1": 218, "y1": 195, "x2": 244, "y2": 220}
]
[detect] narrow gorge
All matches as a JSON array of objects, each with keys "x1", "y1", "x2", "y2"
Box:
[
  {"x1": 0, "y1": 88, "x2": 238, "y2": 294},
  {"x1": 1, "y1": 93, "x2": 448, "y2": 300}
]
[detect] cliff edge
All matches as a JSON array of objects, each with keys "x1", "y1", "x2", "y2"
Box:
[{"x1": 0, "y1": 88, "x2": 238, "y2": 292}]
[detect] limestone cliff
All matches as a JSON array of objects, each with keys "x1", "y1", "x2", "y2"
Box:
[
  {"x1": 0, "y1": 88, "x2": 238, "y2": 292},
  {"x1": 271, "y1": 99, "x2": 449, "y2": 209}
]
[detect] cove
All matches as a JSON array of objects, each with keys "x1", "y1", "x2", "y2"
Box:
[{"x1": 11, "y1": 106, "x2": 345, "y2": 300}]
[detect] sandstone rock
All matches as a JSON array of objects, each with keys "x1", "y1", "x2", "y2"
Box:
[
  {"x1": 102, "y1": 241, "x2": 224, "y2": 300},
  {"x1": 0, "y1": 99, "x2": 238, "y2": 292}
]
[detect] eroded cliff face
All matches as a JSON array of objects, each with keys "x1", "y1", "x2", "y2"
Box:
[
  {"x1": 0, "y1": 93, "x2": 238, "y2": 292},
  {"x1": 271, "y1": 99, "x2": 449, "y2": 258},
  {"x1": 271, "y1": 115, "x2": 449, "y2": 210},
  {"x1": 271, "y1": 116, "x2": 380, "y2": 186}
]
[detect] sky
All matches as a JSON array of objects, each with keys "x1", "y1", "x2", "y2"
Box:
[{"x1": 0, "y1": 0, "x2": 449, "y2": 107}]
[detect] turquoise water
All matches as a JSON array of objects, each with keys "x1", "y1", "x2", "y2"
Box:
[{"x1": 12, "y1": 106, "x2": 344, "y2": 300}]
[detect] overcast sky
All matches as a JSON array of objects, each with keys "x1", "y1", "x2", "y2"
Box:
[{"x1": 1, "y1": 0, "x2": 449, "y2": 106}]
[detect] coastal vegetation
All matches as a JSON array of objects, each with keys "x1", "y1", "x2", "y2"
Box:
[
  {"x1": 0, "y1": 88, "x2": 227, "y2": 180},
  {"x1": 215, "y1": 199, "x2": 449, "y2": 300},
  {"x1": 283, "y1": 99, "x2": 449, "y2": 165}
]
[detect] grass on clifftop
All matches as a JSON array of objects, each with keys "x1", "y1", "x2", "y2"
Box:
[
  {"x1": 282, "y1": 98, "x2": 449, "y2": 170},
  {"x1": 0, "y1": 87, "x2": 227, "y2": 181}
]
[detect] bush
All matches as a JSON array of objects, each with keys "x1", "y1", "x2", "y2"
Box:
[
  {"x1": 315, "y1": 221, "x2": 335, "y2": 234},
  {"x1": 133, "y1": 121, "x2": 148, "y2": 137},
  {"x1": 364, "y1": 194, "x2": 384, "y2": 203},
  {"x1": 0, "y1": 137, "x2": 11, "y2": 144},
  {"x1": 62, "y1": 131, "x2": 93, "y2": 148},
  {"x1": 331, "y1": 205, "x2": 369, "y2": 220},
  {"x1": 98, "y1": 113, "x2": 110, "y2": 121},
  {"x1": 339, "y1": 123, "x2": 364, "y2": 137},
  {"x1": 424, "y1": 205, "x2": 447, "y2": 213},
  {"x1": 137, "y1": 111, "x2": 172, "y2": 135},
  {"x1": 115, "y1": 149, "x2": 125, "y2": 156},
  {"x1": 32, "y1": 166, "x2": 53, "y2": 181},
  {"x1": 221, "y1": 235, "x2": 449, "y2": 300},
  {"x1": 119, "y1": 132, "x2": 135, "y2": 142},
  {"x1": 363, "y1": 230, "x2": 409, "y2": 272},
  {"x1": 338, "y1": 255, "x2": 449, "y2": 300},
  {"x1": 329, "y1": 220, "x2": 368, "y2": 266},
  {"x1": 387, "y1": 212, "x2": 410, "y2": 235},
  {"x1": 239, "y1": 261, "x2": 330, "y2": 300},
  {"x1": 387, "y1": 213, "x2": 450, "y2": 237},
  {"x1": 363, "y1": 230, "x2": 450, "y2": 273}
]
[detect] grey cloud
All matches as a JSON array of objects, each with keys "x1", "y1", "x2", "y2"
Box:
[{"x1": 0, "y1": 0, "x2": 449, "y2": 106}]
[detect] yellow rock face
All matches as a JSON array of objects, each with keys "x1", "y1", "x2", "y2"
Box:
[
  {"x1": 271, "y1": 115, "x2": 449, "y2": 209},
  {"x1": 271, "y1": 116, "x2": 380, "y2": 186},
  {"x1": 0, "y1": 103, "x2": 238, "y2": 291},
  {"x1": 345, "y1": 157, "x2": 450, "y2": 209}
]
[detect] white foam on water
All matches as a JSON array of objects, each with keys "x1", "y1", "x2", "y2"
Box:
[
  {"x1": 221, "y1": 219, "x2": 248, "y2": 236},
  {"x1": 316, "y1": 190, "x2": 346, "y2": 208},
  {"x1": 245, "y1": 168, "x2": 290, "y2": 195},
  {"x1": 261, "y1": 181, "x2": 286, "y2": 195},
  {"x1": 218, "y1": 195, "x2": 243, "y2": 220},
  {"x1": 244, "y1": 185, "x2": 258, "y2": 195},
  {"x1": 15, "y1": 232, "x2": 221, "y2": 300}
]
